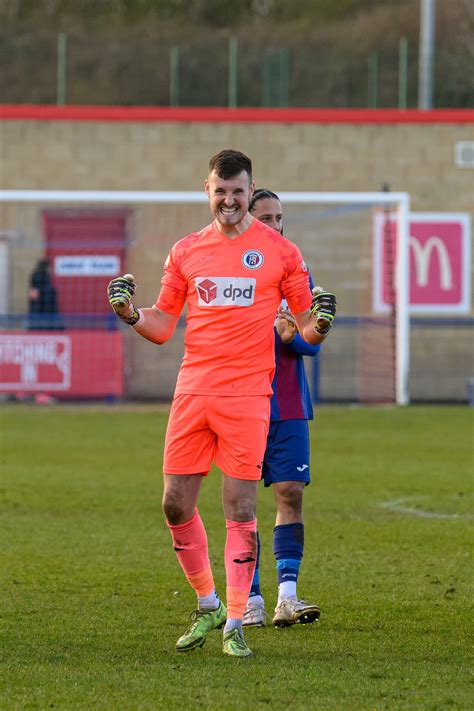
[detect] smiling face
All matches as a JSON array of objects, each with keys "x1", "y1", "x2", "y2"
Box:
[
  {"x1": 205, "y1": 169, "x2": 255, "y2": 235},
  {"x1": 249, "y1": 195, "x2": 283, "y2": 234}
]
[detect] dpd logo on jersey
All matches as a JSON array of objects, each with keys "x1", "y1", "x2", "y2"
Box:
[
  {"x1": 242, "y1": 250, "x2": 264, "y2": 270},
  {"x1": 195, "y1": 277, "x2": 256, "y2": 306},
  {"x1": 196, "y1": 279, "x2": 217, "y2": 304}
]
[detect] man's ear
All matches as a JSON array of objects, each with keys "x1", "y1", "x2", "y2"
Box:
[{"x1": 204, "y1": 179, "x2": 210, "y2": 196}]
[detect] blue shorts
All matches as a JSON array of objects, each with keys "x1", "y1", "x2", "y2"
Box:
[{"x1": 262, "y1": 419, "x2": 311, "y2": 488}]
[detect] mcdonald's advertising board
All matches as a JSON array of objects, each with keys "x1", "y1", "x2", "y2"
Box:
[{"x1": 373, "y1": 213, "x2": 471, "y2": 314}]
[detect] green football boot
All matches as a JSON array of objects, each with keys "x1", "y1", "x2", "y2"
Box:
[
  {"x1": 175, "y1": 600, "x2": 227, "y2": 652},
  {"x1": 222, "y1": 628, "x2": 255, "y2": 658}
]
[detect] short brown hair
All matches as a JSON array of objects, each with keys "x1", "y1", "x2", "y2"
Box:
[{"x1": 208, "y1": 149, "x2": 252, "y2": 180}]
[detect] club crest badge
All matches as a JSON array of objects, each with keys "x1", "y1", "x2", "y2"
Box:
[{"x1": 242, "y1": 250, "x2": 264, "y2": 270}]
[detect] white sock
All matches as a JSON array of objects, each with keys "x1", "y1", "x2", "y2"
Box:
[
  {"x1": 224, "y1": 618, "x2": 242, "y2": 634},
  {"x1": 198, "y1": 590, "x2": 219, "y2": 610},
  {"x1": 278, "y1": 581, "x2": 297, "y2": 602},
  {"x1": 249, "y1": 594, "x2": 264, "y2": 607}
]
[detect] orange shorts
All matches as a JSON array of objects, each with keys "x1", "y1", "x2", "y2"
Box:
[{"x1": 163, "y1": 393, "x2": 271, "y2": 480}]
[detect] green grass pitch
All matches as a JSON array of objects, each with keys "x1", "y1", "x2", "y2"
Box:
[{"x1": 1, "y1": 405, "x2": 472, "y2": 710}]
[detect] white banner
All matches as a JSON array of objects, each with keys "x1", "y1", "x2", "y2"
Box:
[{"x1": 54, "y1": 255, "x2": 120, "y2": 277}]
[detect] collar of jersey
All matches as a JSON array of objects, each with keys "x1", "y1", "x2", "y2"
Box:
[{"x1": 211, "y1": 219, "x2": 258, "y2": 244}]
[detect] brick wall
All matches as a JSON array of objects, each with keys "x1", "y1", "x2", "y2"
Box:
[{"x1": 1, "y1": 114, "x2": 473, "y2": 213}]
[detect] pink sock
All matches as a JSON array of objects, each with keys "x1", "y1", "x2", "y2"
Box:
[
  {"x1": 225, "y1": 519, "x2": 257, "y2": 619},
  {"x1": 167, "y1": 510, "x2": 215, "y2": 597}
]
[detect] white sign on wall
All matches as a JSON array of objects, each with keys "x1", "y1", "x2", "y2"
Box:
[{"x1": 54, "y1": 255, "x2": 120, "y2": 276}]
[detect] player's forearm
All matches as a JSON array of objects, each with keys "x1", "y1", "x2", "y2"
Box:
[
  {"x1": 295, "y1": 312, "x2": 326, "y2": 346},
  {"x1": 301, "y1": 322, "x2": 326, "y2": 345},
  {"x1": 132, "y1": 306, "x2": 177, "y2": 344}
]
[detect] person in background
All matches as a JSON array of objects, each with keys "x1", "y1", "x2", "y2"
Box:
[
  {"x1": 28, "y1": 258, "x2": 60, "y2": 330},
  {"x1": 244, "y1": 188, "x2": 325, "y2": 628}
]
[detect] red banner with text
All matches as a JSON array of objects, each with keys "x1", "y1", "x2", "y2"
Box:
[{"x1": 0, "y1": 330, "x2": 123, "y2": 397}]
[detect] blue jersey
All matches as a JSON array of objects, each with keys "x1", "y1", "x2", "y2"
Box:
[{"x1": 270, "y1": 271, "x2": 320, "y2": 422}]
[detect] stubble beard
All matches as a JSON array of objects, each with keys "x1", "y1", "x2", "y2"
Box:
[{"x1": 215, "y1": 205, "x2": 244, "y2": 228}]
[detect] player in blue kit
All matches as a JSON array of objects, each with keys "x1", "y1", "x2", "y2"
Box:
[{"x1": 244, "y1": 189, "x2": 324, "y2": 628}]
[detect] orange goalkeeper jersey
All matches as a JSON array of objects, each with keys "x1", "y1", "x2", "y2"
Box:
[{"x1": 155, "y1": 218, "x2": 312, "y2": 396}]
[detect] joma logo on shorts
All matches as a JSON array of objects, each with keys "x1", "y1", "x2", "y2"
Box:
[{"x1": 195, "y1": 277, "x2": 256, "y2": 306}]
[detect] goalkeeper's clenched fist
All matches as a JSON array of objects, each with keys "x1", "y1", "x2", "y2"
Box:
[
  {"x1": 310, "y1": 286, "x2": 337, "y2": 335},
  {"x1": 107, "y1": 274, "x2": 141, "y2": 326}
]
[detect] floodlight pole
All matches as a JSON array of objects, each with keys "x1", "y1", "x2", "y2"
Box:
[{"x1": 418, "y1": 0, "x2": 436, "y2": 109}]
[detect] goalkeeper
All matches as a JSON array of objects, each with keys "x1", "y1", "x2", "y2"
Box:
[
  {"x1": 243, "y1": 189, "x2": 335, "y2": 628},
  {"x1": 107, "y1": 150, "x2": 336, "y2": 659}
]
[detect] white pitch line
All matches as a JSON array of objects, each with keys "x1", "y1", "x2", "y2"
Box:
[{"x1": 378, "y1": 496, "x2": 473, "y2": 520}]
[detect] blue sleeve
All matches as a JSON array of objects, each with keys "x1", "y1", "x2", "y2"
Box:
[{"x1": 286, "y1": 332, "x2": 320, "y2": 357}]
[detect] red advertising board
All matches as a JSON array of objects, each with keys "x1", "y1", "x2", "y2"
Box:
[
  {"x1": 373, "y1": 213, "x2": 471, "y2": 313},
  {"x1": 0, "y1": 331, "x2": 123, "y2": 397}
]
